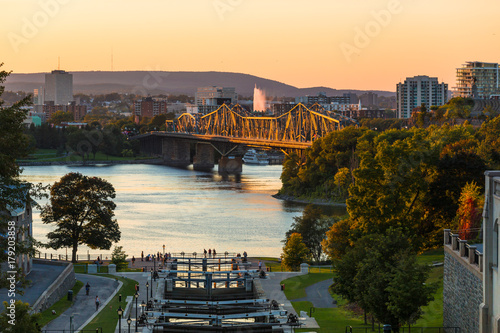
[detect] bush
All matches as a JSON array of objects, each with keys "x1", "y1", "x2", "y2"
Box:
[{"x1": 111, "y1": 246, "x2": 128, "y2": 271}]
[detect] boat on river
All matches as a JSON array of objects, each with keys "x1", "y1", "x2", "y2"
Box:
[{"x1": 242, "y1": 149, "x2": 269, "y2": 165}]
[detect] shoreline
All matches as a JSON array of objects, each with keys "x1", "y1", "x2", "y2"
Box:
[
  {"x1": 272, "y1": 193, "x2": 347, "y2": 207},
  {"x1": 17, "y1": 158, "x2": 164, "y2": 167}
]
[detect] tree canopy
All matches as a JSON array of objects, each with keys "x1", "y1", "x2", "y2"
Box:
[
  {"x1": 281, "y1": 233, "x2": 310, "y2": 271},
  {"x1": 41, "y1": 172, "x2": 120, "y2": 262}
]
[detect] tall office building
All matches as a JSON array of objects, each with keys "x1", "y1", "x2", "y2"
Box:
[
  {"x1": 195, "y1": 86, "x2": 237, "y2": 114},
  {"x1": 396, "y1": 75, "x2": 448, "y2": 119},
  {"x1": 44, "y1": 70, "x2": 73, "y2": 105},
  {"x1": 455, "y1": 61, "x2": 500, "y2": 99}
]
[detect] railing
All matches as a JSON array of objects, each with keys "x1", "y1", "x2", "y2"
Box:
[
  {"x1": 345, "y1": 326, "x2": 460, "y2": 333},
  {"x1": 444, "y1": 229, "x2": 483, "y2": 272},
  {"x1": 308, "y1": 265, "x2": 334, "y2": 273},
  {"x1": 36, "y1": 252, "x2": 112, "y2": 262}
]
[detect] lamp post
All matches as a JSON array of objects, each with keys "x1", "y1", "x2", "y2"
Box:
[
  {"x1": 134, "y1": 291, "x2": 139, "y2": 332},
  {"x1": 163, "y1": 244, "x2": 165, "y2": 258},
  {"x1": 146, "y1": 281, "x2": 149, "y2": 303},
  {"x1": 141, "y1": 300, "x2": 146, "y2": 315},
  {"x1": 117, "y1": 305, "x2": 123, "y2": 333},
  {"x1": 127, "y1": 315, "x2": 132, "y2": 333}
]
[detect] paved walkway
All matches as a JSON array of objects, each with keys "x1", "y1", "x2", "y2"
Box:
[
  {"x1": 43, "y1": 274, "x2": 120, "y2": 331},
  {"x1": 0, "y1": 263, "x2": 65, "y2": 306},
  {"x1": 293, "y1": 278, "x2": 336, "y2": 308}
]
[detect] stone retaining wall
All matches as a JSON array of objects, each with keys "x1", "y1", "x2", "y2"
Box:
[
  {"x1": 443, "y1": 247, "x2": 483, "y2": 333},
  {"x1": 31, "y1": 259, "x2": 75, "y2": 313}
]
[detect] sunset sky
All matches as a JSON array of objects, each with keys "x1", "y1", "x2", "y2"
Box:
[{"x1": 1, "y1": 0, "x2": 499, "y2": 91}]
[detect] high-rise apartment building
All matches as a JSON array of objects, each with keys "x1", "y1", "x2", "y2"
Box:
[
  {"x1": 455, "y1": 61, "x2": 500, "y2": 99},
  {"x1": 195, "y1": 87, "x2": 237, "y2": 114},
  {"x1": 44, "y1": 70, "x2": 73, "y2": 105},
  {"x1": 396, "y1": 76, "x2": 448, "y2": 119}
]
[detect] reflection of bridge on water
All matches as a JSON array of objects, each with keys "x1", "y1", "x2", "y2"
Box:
[{"x1": 134, "y1": 103, "x2": 357, "y2": 174}]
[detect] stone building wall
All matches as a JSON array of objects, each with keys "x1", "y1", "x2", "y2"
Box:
[{"x1": 443, "y1": 249, "x2": 483, "y2": 333}]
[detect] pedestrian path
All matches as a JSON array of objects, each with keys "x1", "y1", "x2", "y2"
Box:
[
  {"x1": 43, "y1": 274, "x2": 121, "y2": 331},
  {"x1": 293, "y1": 278, "x2": 336, "y2": 308}
]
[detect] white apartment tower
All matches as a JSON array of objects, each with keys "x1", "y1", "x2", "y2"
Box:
[
  {"x1": 44, "y1": 70, "x2": 73, "y2": 105},
  {"x1": 396, "y1": 75, "x2": 448, "y2": 119},
  {"x1": 455, "y1": 61, "x2": 500, "y2": 99}
]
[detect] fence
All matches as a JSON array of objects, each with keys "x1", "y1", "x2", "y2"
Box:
[
  {"x1": 345, "y1": 327, "x2": 460, "y2": 333},
  {"x1": 36, "y1": 252, "x2": 112, "y2": 262},
  {"x1": 308, "y1": 265, "x2": 333, "y2": 273}
]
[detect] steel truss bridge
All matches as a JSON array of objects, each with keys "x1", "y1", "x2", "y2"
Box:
[
  {"x1": 134, "y1": 103, "x2": 357, "y2": 173},
  {"x1": 172, "y1": 102, "x2": 357, "y2": 146}
]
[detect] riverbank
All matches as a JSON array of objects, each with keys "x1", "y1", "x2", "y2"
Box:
[
  {"x1": 17, "y1": 158, "x2": 164, "y2": 166},
  {"x1": 272, "y1": 193, "x2": 347, "y2": 207}
]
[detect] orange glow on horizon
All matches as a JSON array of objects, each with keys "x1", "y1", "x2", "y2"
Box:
[{"x1": 1, "y1": 0, "x2": 499, "y2": 92}]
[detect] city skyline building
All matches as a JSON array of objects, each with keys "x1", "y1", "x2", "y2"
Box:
[
  {"x1": 455, "y1": 61, "x2": 500, "y2": 99},
  {"x1": 44, "y1": 70, "x2": 74, "y2": 105},
  {"x1": 133, "y1": 97, "x2": 168, "y2": 121},
  {"x1": 195, "y1": 86, "x2": 238, "y2": 114},
  {"x1": 396, "y1": 75, "x2": 448, "y2": 119}
]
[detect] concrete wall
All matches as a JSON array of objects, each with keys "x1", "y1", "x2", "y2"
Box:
[
  {"x1": 443, "y1": 247, "x2": 483, "y2": 333},
  {"x1": 31, "y1": 260, "x2": 75, "y2": 313}
]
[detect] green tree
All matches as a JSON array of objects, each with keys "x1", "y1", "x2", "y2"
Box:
[
  {"x1": 285, "y1": 205, "x2": 336, "y2": 262},
  {"x1": 322, "y1": 218, "x2": 352, "y2": 261},
  {"x1": 48, "y1": 110, "x2": 73, "y2": 125},
  {"x1": 0, "y1": 300, "x2": 41, "y2": 333},
  {"x1": 281, "y1": 233, "x2": 310, "y2": 271},
  {"x1": 333, "y1": 230, "x2": 435, "y2": 331},
  {"x1": 0, "y1": 65, "x2": 46, "y2": 290},
  {"x1": 111, "y1": 246, "x2": 128, "y2": 271},
  {"x1": 41, "y1": 172, "x2": 120, "y2": 262}
]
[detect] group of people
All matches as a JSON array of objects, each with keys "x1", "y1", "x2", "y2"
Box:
[
  {"x1": 203, "y1": 248, "x2": 217, "y2": 258},
  {"x1": 85, "y1": 282, "x2": 101, "y2": 311}
]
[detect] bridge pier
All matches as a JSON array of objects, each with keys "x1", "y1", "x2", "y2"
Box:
[
  {"x1": 218, "y1": 156, "x2": 242, "y2": 175},
  {"x1": 162, "y1": 138, "x2": 191, "y2": 168},
  {"x1": 193, "y1": 143, "x2": 214, "y2": 171}
]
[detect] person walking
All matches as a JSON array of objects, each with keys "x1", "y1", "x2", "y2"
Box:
[
  {"x1": 213, "y1": 249, "x2": 216, "y2": 257},
  {"x1": 141, "y1": 251, "x2": 144, "y2": 262},
  {"x1": 95, "y1": 296, "x2": 100, "y2": 311},
  {"x1": 208, "y1": 249, "x2": 211, "y2": 258},
  {"x1": 258, "y1": 260, "x2": 262, "y2": 271},
  {"x1": 85, "y1": 282, "x2": 90, "y2": 296},
  {"x1": 204, "y1": 249, "x2": 207, "y2": 258},
  {"x1": 132, "y1": 256, "x2": 135, "y2": 266}
]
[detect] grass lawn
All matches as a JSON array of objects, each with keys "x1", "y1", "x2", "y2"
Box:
[
  {"x1": 280, "y1": 249, "x2": 444, "y2": 332},
  {"x1": 83, "y1": 274, "x2": 138, "y2": 332},
  {"x1": 37, "y1": 280, "x2": 84, "y2": 327},
  {"x1": 253, "y1": 257, "x2": 287, "y2": 272},
  {"x1": 281, "y1": 272, "x2": 333, "y2": 300}
]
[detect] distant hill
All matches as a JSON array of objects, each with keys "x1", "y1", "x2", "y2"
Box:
[{"x1": 5, "y1": 71, "x2": 395, "y2": 98}]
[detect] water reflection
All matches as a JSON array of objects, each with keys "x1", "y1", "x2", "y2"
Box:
[{"x1": 21, "y1": 164, "x2": 346, "y2": 258}]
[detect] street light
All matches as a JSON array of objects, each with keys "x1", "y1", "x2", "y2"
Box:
[
  {"x1": 117, "y1": 305, "x2": 123, "y2": 333},
  {"x1": 146, "y1": 281, "x2": 149, "y2": 303},
  {"x1": 141, "y1": 300, "x2": 146, "y2": 315},
  {"x1": 127, "y1": 315, "x2": 132, "y2": 333},
  {"x1": 163, "y1": 244, "x2": 165, "y2": 258},
  {"x1": 134, "y1": 291, "x2": 139, "y2": 332}
]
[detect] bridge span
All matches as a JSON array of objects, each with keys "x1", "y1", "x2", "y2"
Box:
[{"x1": 133, "y1": 103, "x2": 356, "y2": 174}]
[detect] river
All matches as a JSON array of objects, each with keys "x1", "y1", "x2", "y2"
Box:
[{"x1": 21, "y1": 163, "x2": 346, "y2": 258}]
